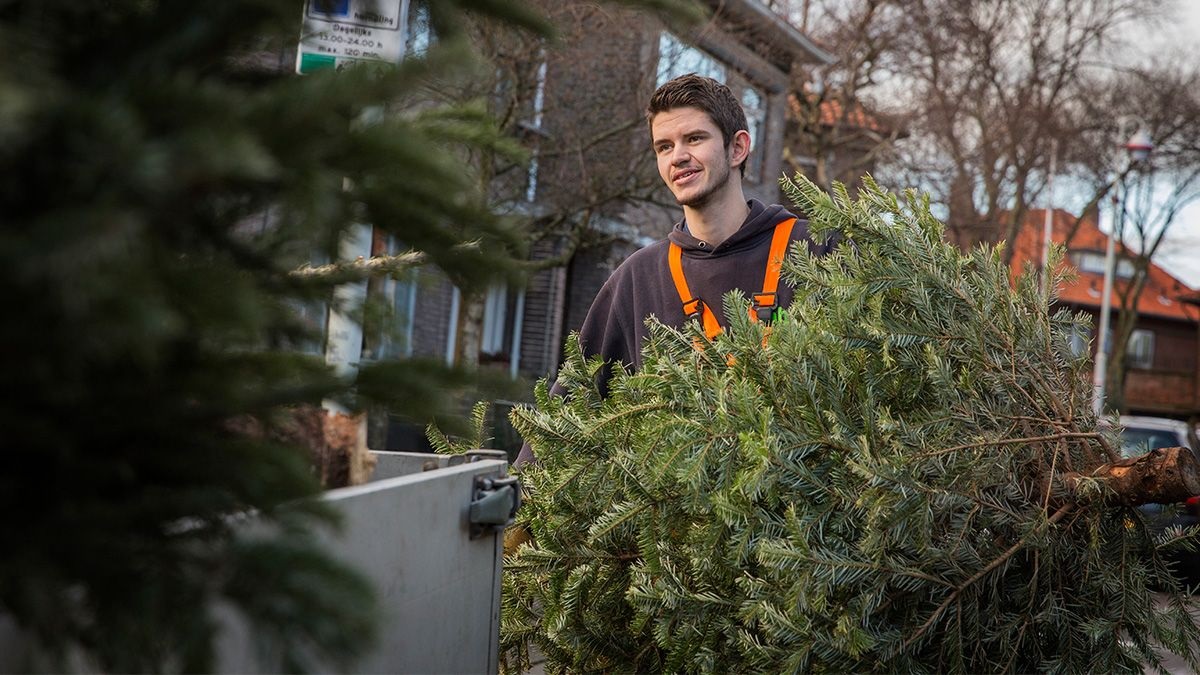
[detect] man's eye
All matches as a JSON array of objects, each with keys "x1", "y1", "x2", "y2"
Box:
[{"x1": 656, "y1": 145, "x2": 671, "y2": 154}]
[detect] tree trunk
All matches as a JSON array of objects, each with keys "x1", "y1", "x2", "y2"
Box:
[
  {"x1": 456, "y1": 288, "x2": 486, "y2": 369},
  {"x1": 815, "y1": 150, "x2": 830, "y2": 190},
  {"x1": 1071, "y1": 446, "x2": 1200, "y2": 506},
  {"x1": 946, "y1": 170, "x2": 981, "y2": 250},
  {"x1": 1106, "y1": 266, "x2": 1152, "y2": 414},
  {"x1": 1105, "y1": 313, "x2": 1134, "y2": 413},
  {"x1": 999, "y1": 173, "x2": 1032, "y2": 266}
]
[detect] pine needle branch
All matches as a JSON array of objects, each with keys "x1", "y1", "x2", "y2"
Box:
[
  {"x1": 901, "y1": 504, "x2": 1074, "y2": 651},
  {"x1": 290, "y1": 250, "x2": 428, "y2": 281}
]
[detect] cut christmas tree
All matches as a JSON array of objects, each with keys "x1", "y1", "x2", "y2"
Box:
[{"x1": 502, "y1": 175, "x2": 1200, "y2": 674}]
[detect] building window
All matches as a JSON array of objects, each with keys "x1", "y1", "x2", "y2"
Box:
[
  {"x1": 1070, "y1": 251, "x2": 1134, "y2": 279},
  {"x1": 382, "y1": 270, "x2": 417, "y2": 359},
  {"x1": 479, "y1": 282, "x2": 526, "y2": 374},
  {"x1": 741, "y1": 86, "x2": 766, "y2": 182},
  {"x1": 481, "y1": 283, "x2": 510, "y2": 357},
  {"x1": 656, "y1": 32, "x2": 725, "y2": 86},
  {"x1": 368, "y1": 237, "x2": 419, "y2": 360},
  {"x1": 1127, "y1": 329, "x2": 1154, "y2": 370}
]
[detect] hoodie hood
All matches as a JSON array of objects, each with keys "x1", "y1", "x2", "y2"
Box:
[{"x1": 668, "y1": 200, "x2": 794, "y2": 257}]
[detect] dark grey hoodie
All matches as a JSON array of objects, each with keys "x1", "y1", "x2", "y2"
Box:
[
  {"x1": 515, "y1": 200, "x2": 827, "y2": 466},
  {"x1": 575, "y1": 199, "x2": 826, "y2": 386}
]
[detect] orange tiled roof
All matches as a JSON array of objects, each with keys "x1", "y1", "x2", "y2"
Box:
[
  {"x1": 1009, "y1": 208, "x2": 1200, "y2": 323},
  {"x1": 789, "y1": 93, "x2": 893, "y2": 134}
]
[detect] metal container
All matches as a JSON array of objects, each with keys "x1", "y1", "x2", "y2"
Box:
[{"x1": 1, "y1": 451, "x2": 518, "y2": 674}]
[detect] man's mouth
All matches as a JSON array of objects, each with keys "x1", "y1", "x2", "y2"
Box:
[{"x1": 673, "y1": 168, "x2": 700, "y2": 184}]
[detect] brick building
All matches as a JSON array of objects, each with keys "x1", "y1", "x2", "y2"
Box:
[{"x1": 1009, "y1": 208, "x2": 1200, "y2": 420}]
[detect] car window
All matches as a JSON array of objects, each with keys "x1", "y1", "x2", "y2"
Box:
[{"x1": 1119, "y1": 428, "x2": 1187, "y2": 458}]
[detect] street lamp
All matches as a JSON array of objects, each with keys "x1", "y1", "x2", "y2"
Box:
[
  {"x1": 1091, "y1": 122, "x2": 1153, "y2": 417},
  {"x1": 1040, "y1": 139, "x2": 1058, "y2": 299}
]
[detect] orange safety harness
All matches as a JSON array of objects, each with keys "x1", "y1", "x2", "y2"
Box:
[{"x1": 667, "y1": 217, "x2": 797, "y2": 342}]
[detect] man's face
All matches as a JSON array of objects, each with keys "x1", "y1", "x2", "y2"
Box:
[{"x1": 650, "y1": 106, "x2": 740, "y2": 209}]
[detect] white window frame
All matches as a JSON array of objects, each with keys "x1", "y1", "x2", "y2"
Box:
[
  {"x1": 378, "y1": 237, "x2": 418, "y2": 359},
  {"x1": 1127, "y1": 328, "x2": 1155, "y2": 370},
  {"x1": 1071, "y1": 251, "x2": 1134, "y2": 279}
]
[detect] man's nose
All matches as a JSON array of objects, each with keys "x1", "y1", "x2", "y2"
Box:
[{"x1": 670, "y1": 146, "x2": 691, "y2": 165}]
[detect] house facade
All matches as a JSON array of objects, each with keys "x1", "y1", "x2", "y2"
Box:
[{"x1": 1009, "y1": 208, "x2": 1200, "y2": 421}]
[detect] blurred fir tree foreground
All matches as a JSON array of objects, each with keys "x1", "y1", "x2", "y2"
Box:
[
  {"x1": 0, "y1": 0, "x2": 559, "y2": 670},
  {"x1": 503, "y1": 176, "x2": 1200, "y2": 674}
]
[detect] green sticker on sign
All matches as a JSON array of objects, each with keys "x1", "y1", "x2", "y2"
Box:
[{"x1": 299, "y1": 53, "x2": 337, "y2": 74}]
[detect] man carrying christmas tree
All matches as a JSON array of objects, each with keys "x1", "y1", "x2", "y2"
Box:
[{"x1": 516, "y1": 74, "x2": 829, "y2": 465}]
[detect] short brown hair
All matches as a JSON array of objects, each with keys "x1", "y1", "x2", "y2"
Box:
[{"x1": 646, "y1": 73, "x2": 749, "y2": 176}]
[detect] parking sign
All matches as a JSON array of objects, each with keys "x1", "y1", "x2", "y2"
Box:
[{"x1": 297, "y1": 0, "x2": 405, "y2": 73}]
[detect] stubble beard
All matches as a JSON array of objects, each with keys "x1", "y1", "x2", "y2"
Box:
[{"x1": 675, "y1": 155, "x2": 732, "y2": 209}]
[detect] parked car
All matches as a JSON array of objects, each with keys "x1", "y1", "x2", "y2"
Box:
[
  {"x1": 1116, "y1": 415, "x2": 1199, "y2": 586},
  {"x1": 1117, "y1": 415, "x2": 1194, "y2": 458}
]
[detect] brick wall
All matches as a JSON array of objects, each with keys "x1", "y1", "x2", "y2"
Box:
[
  {"x1": 1151, "y1": 318, "x2": 1198, "y2": 373},
  {"x1": 534, "y1": 5, "x2": 655, "y2": 219},
  {"x1": 1123, "y1": 315, "x2": 1199, "y2": 415},
  {"x1": 1126, "y1": 370, "x2": 1197, "y2": 416}
]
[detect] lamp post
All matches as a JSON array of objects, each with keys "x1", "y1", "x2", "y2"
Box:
[
  {"x1": 1091, "y1": 122, "x2": 1153, "y2": 417},
  {"x1": 1040, "y1": 139, "x2": 1058, "y2": 299}
]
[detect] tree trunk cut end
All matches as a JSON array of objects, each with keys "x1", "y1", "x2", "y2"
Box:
[{"x1": 1081, "y1": 446, "x2": 1200, "y2": 506}]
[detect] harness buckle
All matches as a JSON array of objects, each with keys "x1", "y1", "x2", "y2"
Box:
[
  {"x1": 751, "y1": 292, "x2": 777, "y2": 324},
  {"x1": 682, "y1": 297, "x2": 706, "y2": 319}
]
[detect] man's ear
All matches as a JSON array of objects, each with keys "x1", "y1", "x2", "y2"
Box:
[{"x1": 729, "y1": 129, "x2": 751, "y2": 169}]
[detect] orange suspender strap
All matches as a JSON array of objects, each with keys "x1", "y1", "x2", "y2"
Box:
[
  {"x1": 667, "y1": 217, "x2": 798, "y2": 341},
  {"x1": 668, "y1": 241, "x2": 724, "y2": 341},
  {"x1": 751, "y1": 217, "x2": 797, "y2": 323}
]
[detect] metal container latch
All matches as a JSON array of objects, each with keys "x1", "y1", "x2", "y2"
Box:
[{"x1": 468, "y1": 475, "x2": 521, "y2": 539}]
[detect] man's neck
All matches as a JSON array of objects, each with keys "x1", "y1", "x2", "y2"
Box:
[{"x1": 682, "y1": 185, "x2": 750, "y2": 247}]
